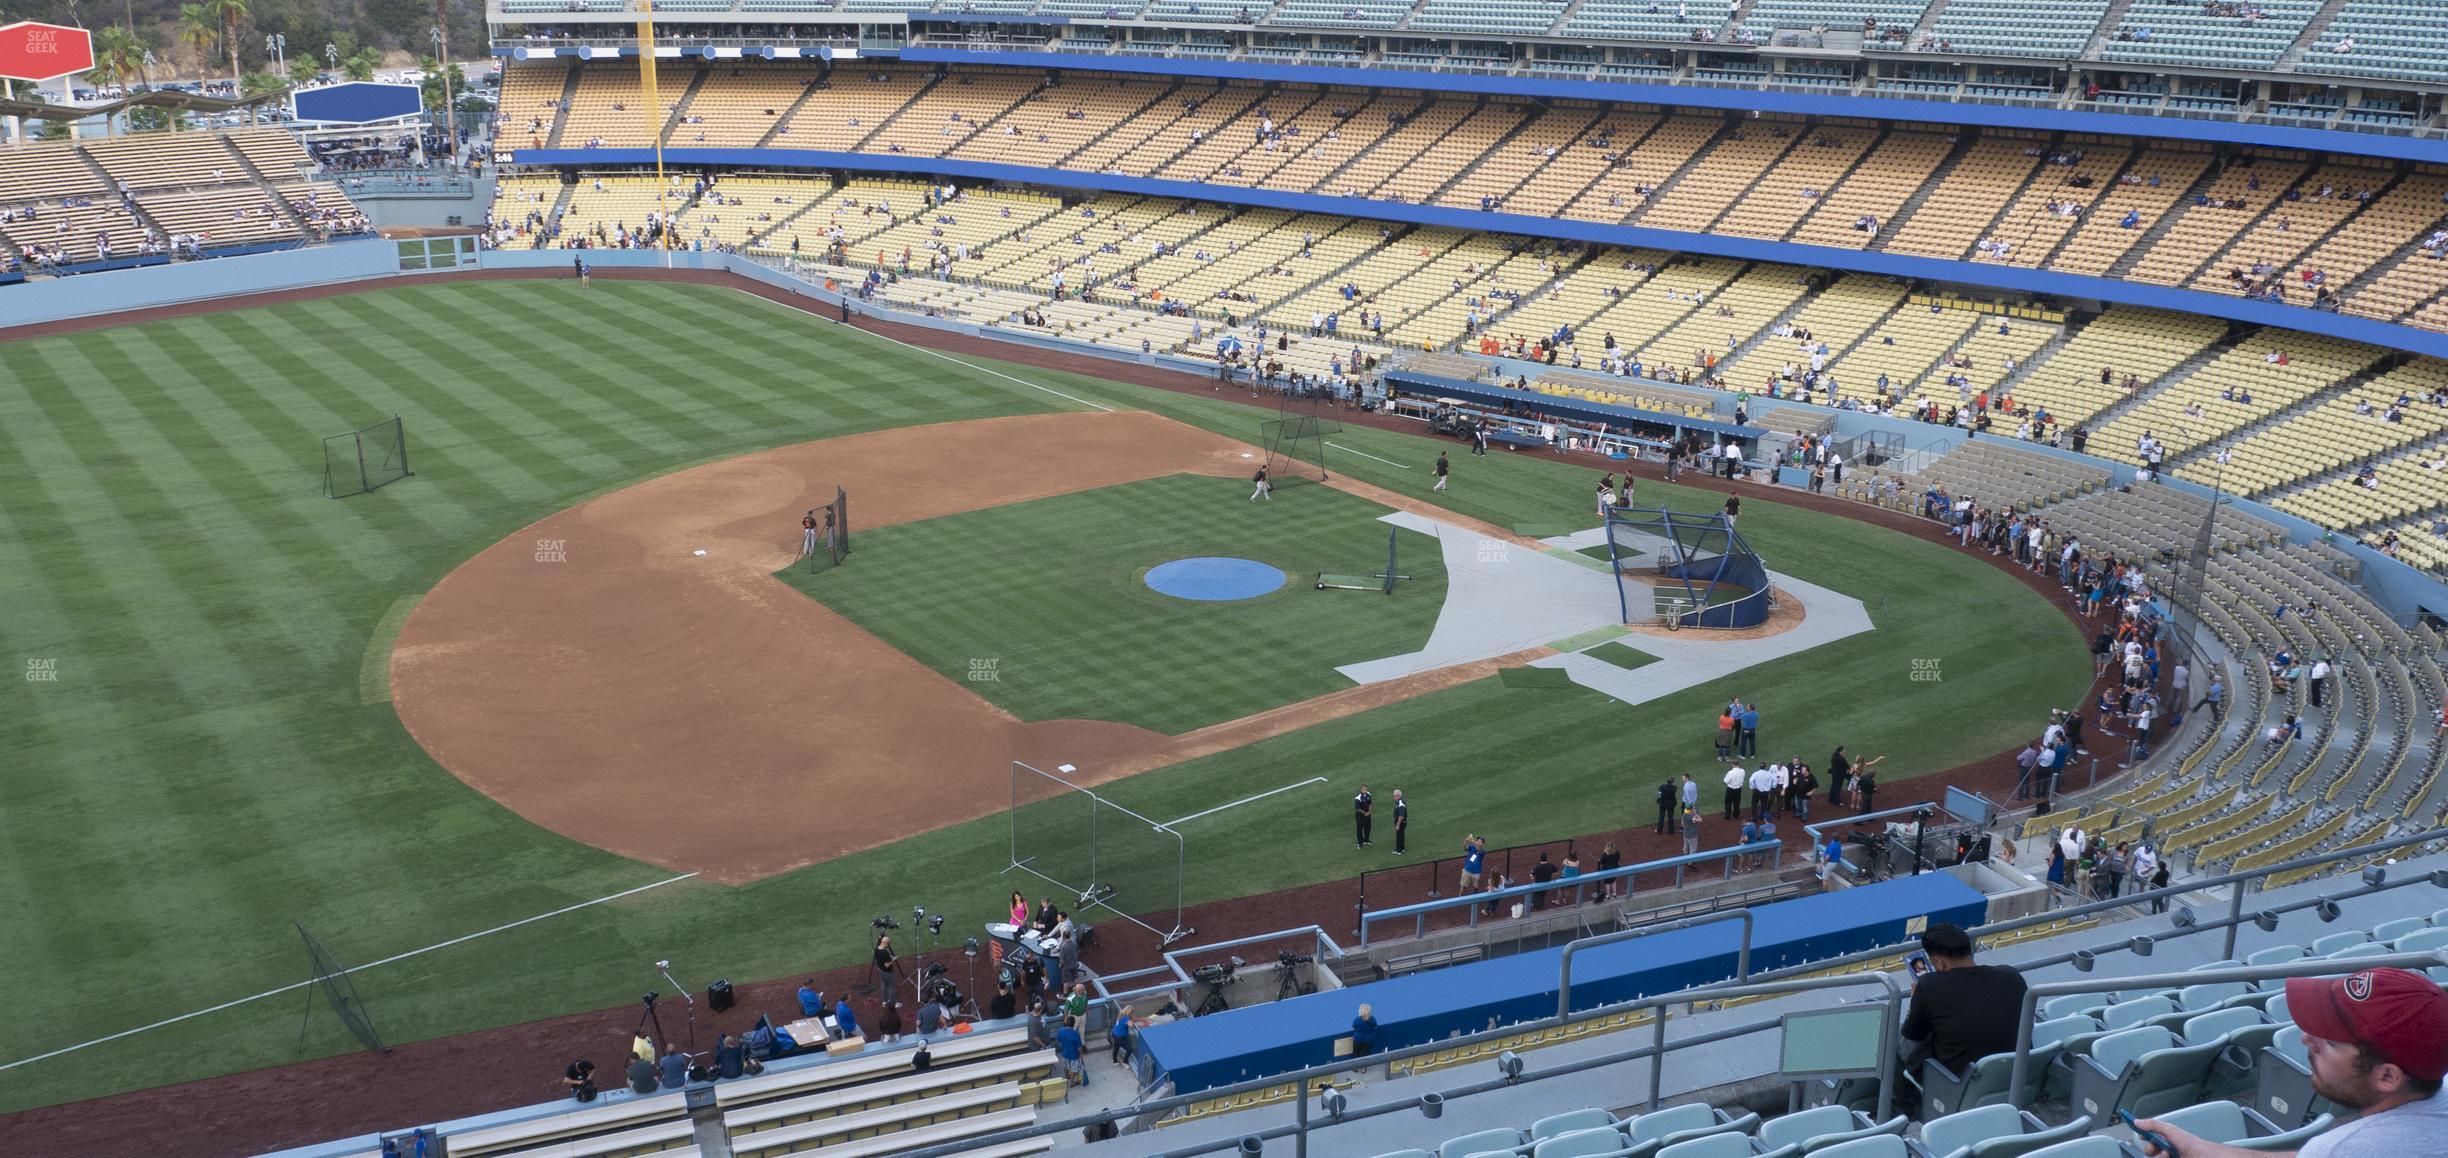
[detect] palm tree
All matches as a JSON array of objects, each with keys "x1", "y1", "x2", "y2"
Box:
[
  {"x1": 344, "y1": 47, "x2": 380, "y2": 82},
  {"x1": 176, "y1": 4, "x2": 217, "y2": 74},
  {"x1": 208, "y1": 0, "x2": 251, "y2": 93},
  {"x1": 89, "y1": 26, "x2": 146, "y2": 136}
]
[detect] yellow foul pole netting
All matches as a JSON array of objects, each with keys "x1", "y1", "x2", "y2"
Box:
[{"x1": 635, "y1": 3, "x2": 671, "y2": 257}]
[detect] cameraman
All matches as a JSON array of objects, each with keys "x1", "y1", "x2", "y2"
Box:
[{"x1": 874, "y1": 933, "x2": 899, "y2": 1007}]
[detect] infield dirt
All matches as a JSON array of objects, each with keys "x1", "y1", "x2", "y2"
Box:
[{"x1": 389, "y1": 409, "x2": 1556, "y2": 883}]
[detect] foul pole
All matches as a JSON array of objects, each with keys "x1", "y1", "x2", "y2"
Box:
[{"x1": 634, "y1": 2, "x2": 671, "y2": 267}]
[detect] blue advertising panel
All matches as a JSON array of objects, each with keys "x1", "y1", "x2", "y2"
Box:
[{"x1": 292, "y1": 82, "x2": 423, "y2": 125}]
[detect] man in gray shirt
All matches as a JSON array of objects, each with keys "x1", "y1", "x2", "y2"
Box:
[{"x1": 2139, "y1": 968, "x2": 2448, "y2": 1157}]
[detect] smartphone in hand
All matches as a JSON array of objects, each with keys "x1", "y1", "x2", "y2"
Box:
[{"x1": 2120, "y1": 1109, "x2": 2178, "y2": 1157}]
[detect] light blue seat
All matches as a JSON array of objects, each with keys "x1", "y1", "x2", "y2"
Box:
[
  {"x1": 2150, "y1": 1100, "x2": 2335, "y2": 1152},
  {"x1": 1441, "y1": 1128, "x2": 1527, "y2": 1158},
  {"x1": 2039, "y1": 994, "x2": 2102, "y2": 1021},
  {"x1": 1756, "y1": 1105, "x2": 1905, "y2": 1154},
  {"x1": 1535, "y1": 1127, "x2": 1633, "y2": 1158},
  {"x1": 2264, "y1": 993, "x2": 2290, "y2": 1024},
  {"x1": 2181, "y1": 1007, "x2": 2262, "y2": 1047},
  {"x1": 2244, "y1": 945, "x2": 2304, "y2": 967},
  {"x1": 2069, "y1": 1025, "x2": 2221, "y2": 1122},
  {"x1": 1657, "y1": 1135, "x2": 1796, "y2": 1158},
  {"x1": 1916, "y1": 1105, "x2": 2093, "y2": 1158},
  {"x1": 2019, "y1": 1140, "x2": 2130, "y2": 1158},
  {"x1": 2101, "y1": 996, "x2": 2177, "y2": 1030},
  {"x1": 2177, "y1": 982, "x2": 2249, "y2": 1012},
  {"x1": 2394, "y1": 927, "x2": 2448, "y2": 952},
  {"x1": 2308, "y1": 930, "x2": 2368, "y2": 956},
  {"x1": 1923, "y1": 1016, "x2": 2097, "y2": 1115},
  {"x1": 2185, "y1": 959, "x2": 2244, "y2": 972},
  {"x1": 1535, "y1": 1110, "x2": 1623, "y2": 1141},
  {"x1": 2371, "y1": 917, "x2": 2428, "y2": 943},
  {"x1": 2253, "y1": 1025, "x2": 2325, "y2": 1127},
  {"x1": 1375, "y1": 1151, "x2": 1436, "y2": 1158},
  {"x1": 2325, "y1": 941, "x2": 2390, "y2": 961},
  {"x1": 1808, "y1": 1137, "x2": 1908, "y2": 1158},
  {"x1": 1624, "y1": 1105, "x2": 1758, "y2": 1155}
]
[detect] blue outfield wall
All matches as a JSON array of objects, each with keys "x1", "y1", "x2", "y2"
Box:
[
  {"x1": 504, "y1": 145, "x2": 2448, "y2": 364},
  {"x1": 901, "y1": 50, "x2": 2448, "y2": 169},
  {"x1": 1137, "y1": 873, "x2": 1987, "y2": 1095}
]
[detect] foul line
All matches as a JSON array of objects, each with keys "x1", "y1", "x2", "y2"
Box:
[
  {"x1": 1157, "y1": 776, "x2": 1330, "y2": 833},
  {"x1": 0, "y1": 873, "x2": 699, "y2": 1074},
  {"x1": 1328, "y1": 441, "x2": 1407, "y2": 468},
  {"x1": 730, "y1": 285, "x2": 1115, "y2": 413}
]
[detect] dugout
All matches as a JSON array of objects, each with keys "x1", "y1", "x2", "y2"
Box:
[{"x1": 1135, "y1": 873, "x2": 1986, "y2": 1094}]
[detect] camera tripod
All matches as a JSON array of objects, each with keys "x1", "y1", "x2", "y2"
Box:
[
  {"x1": 635, "y1": 992, "x2": 669, "y2": 1057},
  {"x1": 1194, "y1": 979, "x2": 1233, "y2": 1017}
]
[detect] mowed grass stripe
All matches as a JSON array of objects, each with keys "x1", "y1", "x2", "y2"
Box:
[
  {"x1": 89, "y1": 322, "x2": 400, "y2": 593},
  {"x1": 49, "y1": 333, "x2": 368, "y2": 653},
  {"x1": 605, "y1": 290, "x2": 913, "y2": 428},
  {"x1": 0, "y1": 351, "x2": 296, "y2": 1039},
  {"x1": 417, "y1": 286, "x2": 764, "y2": 450},
  {"x1": 342, "y1": 290, "x2": 651, "y2": 486}
]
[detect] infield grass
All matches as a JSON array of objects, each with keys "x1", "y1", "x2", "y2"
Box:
[
  {"x1": 0, "y1": 279, "x2": 2090, "y2": 1115},
  {"x1": 781, "y1": 474, "x2": 1448, "y2": 733}
]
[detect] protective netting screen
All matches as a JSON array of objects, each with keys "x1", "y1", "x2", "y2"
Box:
[
  {"x1": 1008, "y1": 762, "x2": 1189, "y2": 943},
  {"x1": 1604, "y1": 507, "x2": 1772, "y2": 629},
  {"x1": 322, "y1": 415, "x2": 412, "y2": 498}
]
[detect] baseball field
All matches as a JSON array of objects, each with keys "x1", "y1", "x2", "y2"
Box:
[{"x1": 0, "y1": 277, "x2": 2092, "y2": 1115}]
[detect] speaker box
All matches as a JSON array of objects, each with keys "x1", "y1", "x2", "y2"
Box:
[{"x1": 708, "y1": 979, "x2": 735, "y2": 1012}]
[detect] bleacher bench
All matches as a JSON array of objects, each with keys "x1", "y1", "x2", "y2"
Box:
[
  {"x1": 444, "y1": 1090, "x2": 689, "y2": 1158},
  {"x1": 714, "y1": 1026, "x2": 1030, "y2": 1110},
  {"x1": 728, "y1": 1104, "x2": 1035, "y2": 1158},
  {"x1": 1382, "y1": 944, "x2": 1484, "y2": 978},
  {"x1": 721, "y1": 1052, "x2": 1055, "y2": 1133}
]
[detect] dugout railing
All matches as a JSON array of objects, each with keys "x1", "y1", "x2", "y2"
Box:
[{"x1": 890, "y1": 827, "x2": 2448, "y2": 1158}]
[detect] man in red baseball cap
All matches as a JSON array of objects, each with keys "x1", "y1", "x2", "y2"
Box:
[{"x1": 2136, "y1": 967, "x2": 2448, "y2": 1157}]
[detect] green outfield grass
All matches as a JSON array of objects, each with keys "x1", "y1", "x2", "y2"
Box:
[
  {"x1": 0, "y1": 279, "x2": 2090, "y2": 1115},
  {"x1": 782, "y1": 475, "x2": 1448, "y2": 733}
]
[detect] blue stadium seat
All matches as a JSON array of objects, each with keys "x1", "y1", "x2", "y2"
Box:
[
  {"x1": 1535, "y1": 1127, "x2": 1635, "y2": 1158},
  {"x1": 1622, "y1": 1105, "x2": 1759, "y2": 1155},
  {"x1": 1755, "y1": 1106, "x2": 1905, "y2": 1154},
  {"x1": 2149, "y1": 1100, "x2": 2335, "y2": 1152},
  {"x1": 1442, "y1": 1127, "x2": 1529, "y2": 1158},
  {"x1": 1807, "y1": 1136, "x2": 1910, "y2": 1158},
  {"x1": 2394, "y1": 927, "x2": 2448, "y2": 952},
  {"x1": 1534, "y1": 1109, "x2": 1624, "y2": 1141},
  {"x1": 1915, "y1": 1106, "x2": 2093, "y2": 1158},
  {"x1": 2307, "y1": 930, "x2": 2369, "y2": 956},
  {"x1": 2175, "y1": 982, "x2": 2250, "y2": 1012},
  {"x1": 2252, "y1": 1026, "x2": 2329, "y2": 1128},
  {"x1": 2068, "y1": 1025, "x2": 2221, "y2": 1122},
  {"x1": 2017, "y1": 1140, "x2": 2130, "y2": 1158},
  {"x1": 2243, "y1": 945, "x2": 2305, "y2": 967},
  {"x1": 1657, "y1": 1136, "x2": 1797, "y2": 1158},
  {"x1": 2370, "y1": 917, "x2": 2428, "y2": 944},
  {"x1": 2099, "y1": 996, "x2": 2177, "y2": 1031}
]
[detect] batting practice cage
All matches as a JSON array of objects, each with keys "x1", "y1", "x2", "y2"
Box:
[
  {"x1": 1260, "y1": 394, "x2": 1339, "y2": 486},
  {"x1": 1317, "y1": 526, "x2": 1410, "y2": 594},
  {"x1": 1603, "y1": 506, "x2": 1774, "y2": 629},
  {"x1": 1009, "y1": 761, "x2": 1192, "y2": 944},
  {"x1": 801, "y1": 486, "x2": 852, "y2": 573},
  {"x1": 322, "y1": 415, "x2": 412, "y2": 498}
]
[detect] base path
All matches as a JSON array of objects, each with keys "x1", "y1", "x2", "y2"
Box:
[{"x1": 390, "y1": 410, "x2": 1264, "y2": 883}]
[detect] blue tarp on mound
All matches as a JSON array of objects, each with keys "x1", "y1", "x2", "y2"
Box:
[{"x1": 1138, "y1": 872, "x2": 1986, "y2": 1093}]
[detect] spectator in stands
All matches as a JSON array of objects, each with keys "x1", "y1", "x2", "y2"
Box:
[
  {"x1": 626, "y1": 1051, "x2": 658, "y2": 1096},
  {"x1": 563, "y1": 1058, "x2": 598, "y2": 1102},
  {"x1": 834, "y1": 994, "x2": 861, "y2": 1042},
  {"x1": 2141, "y1": 968, "x2": 2448, "y2": 1157},
  {"x1": 1055, "y1": 1015, "x2": 1089, "y2": 1087},
  {"x1": 1898, "y1": 923, "x2": 2026, "y2": 1105},
  {"x1": 797, "y1": 979, "x2": 823, "y2": 1019},
  {"x1": 658, "y1": 1043, "x2": 688, "y2": 1089},
  {"x1": 1350, "y1": 1003, "x2": 1380, "y2": 1062},
  {"x1": 715, "y1": 1034, "x2": 747, "y2": 1080}
]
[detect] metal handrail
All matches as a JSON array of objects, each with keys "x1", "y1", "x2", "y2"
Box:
[
  {"x1": 1358, "y1": 841, "x2": 1783, "y2": 946},
  {"x1": 896, "y1": 967, "x2": 1912, "y2": 1158},
  {"x1": 2003, "y1": 948, "x2": 2448, "y2": 1106},
  {"x1": 1558, "y1": 908, "x2": 1752, "y2": 1019}
]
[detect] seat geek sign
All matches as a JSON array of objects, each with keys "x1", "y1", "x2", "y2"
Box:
[{"x1": 0, "y1": 21, "x2": 96, "y2": 83}]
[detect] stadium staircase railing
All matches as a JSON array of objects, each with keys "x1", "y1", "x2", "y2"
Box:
[{"x1": 882, "y1": 827, "x2": 2448, "y2": 1158}]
